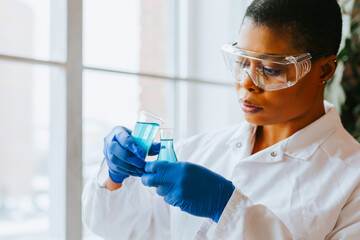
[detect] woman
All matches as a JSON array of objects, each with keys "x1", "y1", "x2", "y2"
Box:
[{"x1": 82, "y1": 0, "x2": 360, "y2": 239}]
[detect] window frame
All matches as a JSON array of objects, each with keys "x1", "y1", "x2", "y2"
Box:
[{"x1": 0, "y1": 0, "x2": 237, "y2": 238}]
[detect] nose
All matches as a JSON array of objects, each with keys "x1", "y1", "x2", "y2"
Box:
[{"x1": 237, "y1": 69, "x2": 263, "y2": 93}]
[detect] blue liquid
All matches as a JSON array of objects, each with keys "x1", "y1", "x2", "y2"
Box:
[
  {"x1": 131, "y1": 122, "x2": 160, "y2": 156},
  {"x1": 157, "y1": 139, "x2": 178, "y2": 163}
]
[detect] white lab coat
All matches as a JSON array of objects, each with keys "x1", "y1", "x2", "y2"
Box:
[{"x1": 82, "y1": 102, "x2": 360, "y2": 240}]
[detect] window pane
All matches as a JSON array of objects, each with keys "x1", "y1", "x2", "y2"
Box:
[
  {"x1": 0, "y1": 60, "x2": 65, "y2": 239},
  {"x1": 183, "y1": 81, "x2": 244, "y2": 138},
  {"x1": 0, "y1": 0, "x2": 66, "y2": 62},
  {"x1": 83, "y1": 0, "x2": 174, "y2": 76},
  {"x1": 82, "y1": 69, "x2": 175, "y2": 194},
  {"x1": 184, "y1": 0, "x2": 248, "y2": 83}
]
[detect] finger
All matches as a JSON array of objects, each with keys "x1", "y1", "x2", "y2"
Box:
[
  {"x1": 107, "y1": 152, "x2": 145, "y2": 176},
  {"x1": 105, "y1": 146, "x2": 113, "y2": 163},
  {"x1": 155, "y1": 186, "x2": 171, "y2": 196},
  {"x1": 148, "y1": 142, "x2": 161, "y2": 156},
  {"x1": 104, "y1": 126, "x2": 132, "y2": 157},
  {"x1": 141, "y1": 173, "x2": 157, "y2": 187},
  {"x1": 112, "y1": 168, "x2": 143, "y2": 177},
  {"x1": 109, "y1": 164, "x2": 143, "y2": 177},
  {"x1": 105, "y1": 126, "x2": 131, "y2": 144},
  {"x1": 144, "y1": 161, "x2": 169, "y2": 173},
  {"x1": 142, "y1": 161, "x2": 173, "y2": 187},
  {"x1": 164, "y1": 194, "x2": 173, "y2": 205},
  {"x1": 112, "y1": 126, "x2": 132, "y2": 137},
  {"x1": 109, "y1": 141, "x2": 145, "y2": 168},
  {"x1": 109, "y1": 141, "x2": 146, "y2": 169},
  {"x1": 163, "y1": 194, "x2": 179, "y2": 207},
  {"x1": 103, "y1": 137, "x2": 107, "y2": 157},
  {"x1": 103, "y1": 131, "x2": 113, "y2": 157},
  {"x1": 116, "y1": 162, "x2": 145, "y2": 176},
  {"x1": 112, "y1": 159, "x2": 145, "y2": 176},
  {"x1": 114, "y1": 127, "x2": 144, "y2": 159},
  {"x1": 116, "y1": 126, "x2": 132, "y2": 135},
  {"x1": 108, "y1": 169, "x2": 129, "y2": 184}
]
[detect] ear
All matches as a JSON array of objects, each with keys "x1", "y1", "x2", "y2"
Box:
[{"x1": 317, "y1": 55, "x2": 338, "y2": 84}]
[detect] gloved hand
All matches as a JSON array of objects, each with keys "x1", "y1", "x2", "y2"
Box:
[
  {"x1": 104, "y1": 126, "x2": 160, "y2": 183},
  {"x1": 141, "y1": 161, "x2": 235, "y2": 222}
]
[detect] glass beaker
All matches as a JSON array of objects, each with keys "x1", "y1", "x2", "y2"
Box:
[
  {"x1": 131, "y1": 110, "x2": 164, "y2": 158},
  {"x1": 157, "y1": 128, "x2": 178, "y2": 163}
]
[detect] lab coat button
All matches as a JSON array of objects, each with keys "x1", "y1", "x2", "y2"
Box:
[
  {"x1": 236, "y1": 142, "x2": 242, "y2": 148},
  {"x1": 270, "y1": 151, "x2": 277, "y2": 157}
]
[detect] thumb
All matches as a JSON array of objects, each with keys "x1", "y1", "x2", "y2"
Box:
[
  {"x1": 148, "y1": 142, "x2": 161, "y2": 156},
  {"x1": 141, "y1": 173, "x2": 157, "y2": 187},
  {"x1": 144, "y1": 160, "x2": 170, "y2": 173},
  {"x1": 141, "y1": 161, "x2": 170, "y2": 187}
]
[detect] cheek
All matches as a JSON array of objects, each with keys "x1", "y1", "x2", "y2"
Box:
[
  {"x1": 247, "y1": 95, "x2": 299, "y2": 125},
  {"x1": 292, "y1": 73, "x2": 320, "y2": 103},
  {"x1": 261, "y1": 93, "x2": 296, "y2": 118},
  {"x1": 236, "y1": 79, "x2": 319, "y2": 125},
  {"x1": 262, "y1": 81, "x2": 319, "y2": 122}
]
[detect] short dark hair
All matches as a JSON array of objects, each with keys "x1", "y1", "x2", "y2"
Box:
[{"x1": 243, "y1": 0, "x2": 343, "y2": 56}]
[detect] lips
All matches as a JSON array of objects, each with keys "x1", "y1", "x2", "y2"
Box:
[{"x1": 239, "y1": 99, "x2": 263, "y2": 114}]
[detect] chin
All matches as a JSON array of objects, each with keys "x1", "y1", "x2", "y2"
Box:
[
  {"x1": 243, "y1": 114, "x2": 277, "y2": 126},
  {"x1": 244, "y1": 114, "x2": 263, "y2": 125}
]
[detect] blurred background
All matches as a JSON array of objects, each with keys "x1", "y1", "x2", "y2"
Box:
[{"x1": 0, "y1": 0, "x2": 359, "y2": 239}]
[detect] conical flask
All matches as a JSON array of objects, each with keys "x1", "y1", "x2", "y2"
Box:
[{"x1": 157, "y1": 128, "x2": 178, "y2": 163}]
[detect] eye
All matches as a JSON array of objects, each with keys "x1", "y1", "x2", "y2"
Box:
[
  {"x1": 263, "y1": 67, "x2": 282, "y2": 76},
  {"x1": 236, "y1": 59, "x2": 250, "y2": 68}
]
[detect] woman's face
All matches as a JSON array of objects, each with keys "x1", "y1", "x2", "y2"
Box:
[{"x1": 235, "y1": 21, "x2": 326, "y2": 126}]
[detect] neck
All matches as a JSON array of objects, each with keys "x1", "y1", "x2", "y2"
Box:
[{"x1": 252, "y1": 101, "x2": 326, "y2": 154}]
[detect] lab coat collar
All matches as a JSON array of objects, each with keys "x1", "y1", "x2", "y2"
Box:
[
  {"x1": 284, "y1": 101, "x2": 340, "y2": 160},
  {"x1": 226, "y1": 101, "x2": 341, "y2": 162}
]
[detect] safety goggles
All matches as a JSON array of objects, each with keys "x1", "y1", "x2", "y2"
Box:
[{"x1": 221, "y1": 42, "x2": 312, "y2": 91}]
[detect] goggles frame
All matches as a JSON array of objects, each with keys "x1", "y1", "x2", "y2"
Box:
[{"x1": 221, "y1": 42, "x2": 313, "y2": 91}]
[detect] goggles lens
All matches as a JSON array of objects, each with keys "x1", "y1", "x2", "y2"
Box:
[{"x1": 221, "y1": 43, "x2": 312, "y2": 91}]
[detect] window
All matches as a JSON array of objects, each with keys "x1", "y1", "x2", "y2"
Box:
[
  {"x1": 0, "y1": 0, "x2": 248, "y2": 239},
  {"x1": 0, "y1": 0, "x2": 67, "y2": 239}
]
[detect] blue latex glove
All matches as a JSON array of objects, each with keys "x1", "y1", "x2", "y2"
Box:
[
  {"x1": 141, "y1": 161, "x2": 235, "y2": 222},
  {"x1": 103, "y1": 126, "x2": 160, "y2": 183}
]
